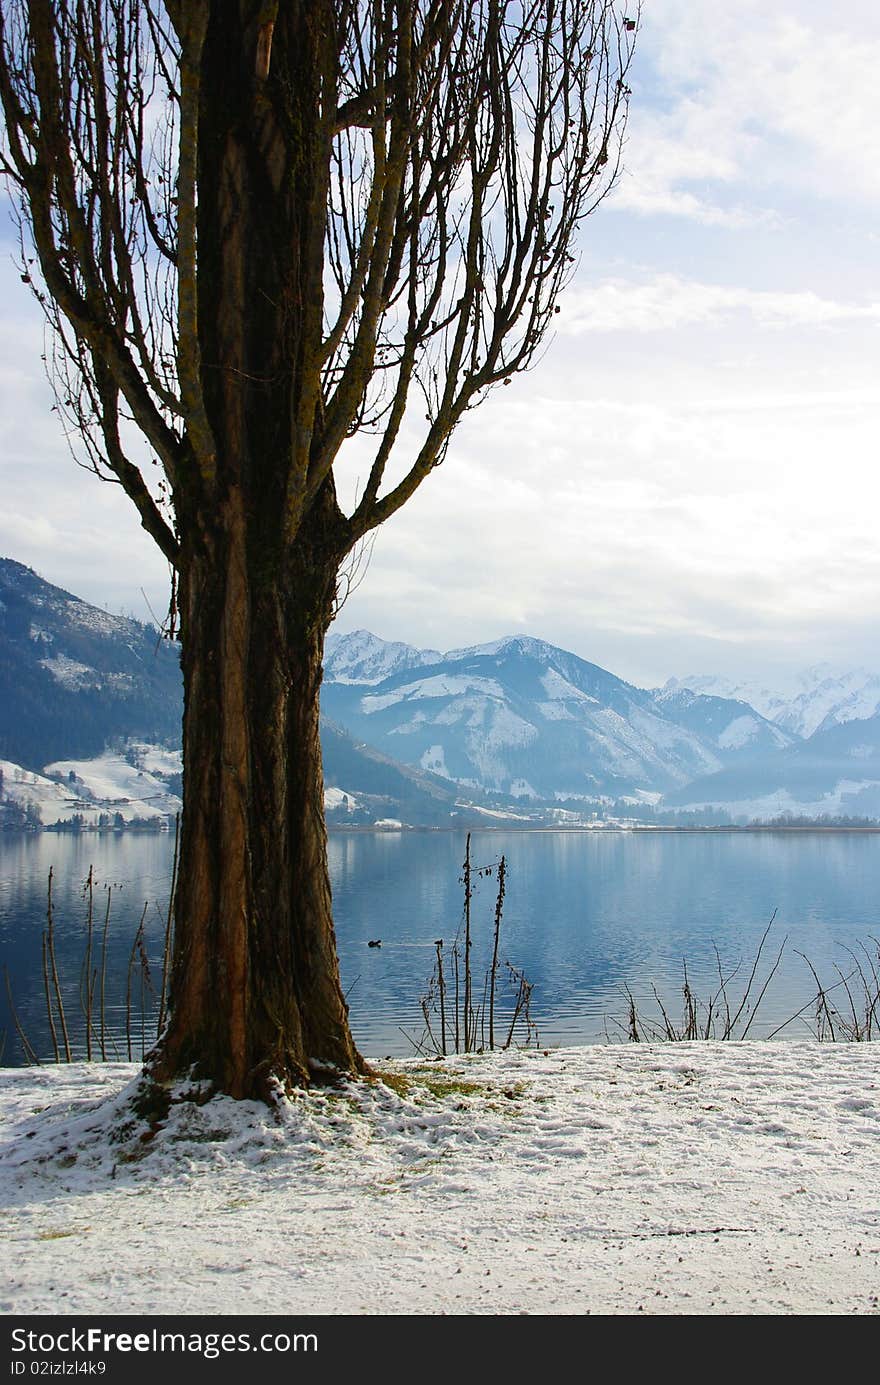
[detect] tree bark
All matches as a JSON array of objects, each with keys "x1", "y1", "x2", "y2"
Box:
[
  {"x1": 153, "y1": 2, "x2": 363, "y2": 1098},
  {"x1": 154, "y1": 493, "x2": 363, "y2": 1098}
]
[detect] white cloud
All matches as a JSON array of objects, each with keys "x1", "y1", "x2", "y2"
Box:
[
  {"x1": 335, "y1": 372, "x2": 880, "y2": 685},
  {"x1": 560, "y1": 274, "x2": 880, "y2": 334},
  {"x1": 618, "y1": 0, "x2": 880, "y2": 223}
]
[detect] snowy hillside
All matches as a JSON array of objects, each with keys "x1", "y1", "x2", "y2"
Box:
[
  {"x1": 323, "y1": 633, "x2": 793, "y2": 802},
  {"x1": 666, "y1": 713, "x2": 880, "y2": 821},
  {"x1": 0, "y1": 746, "x2": 180, "y2": 829},
  {"x1": 0, "y1": 558, "x2": 182, "y2": 769}
]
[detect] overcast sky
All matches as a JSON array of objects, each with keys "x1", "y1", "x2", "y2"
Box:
[{"x1": 2, "y1": 0, "x2": 879, "y2": 691}]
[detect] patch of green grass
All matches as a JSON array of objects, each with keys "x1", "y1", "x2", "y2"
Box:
[
  {"x1": 416, "y1": 1074, "x2": 486, "y2": 1100},
  {"x1": 370, "y1": 1069, "x2": 412, "y2": 1098},
  {"x1": 372, "y1": 1066, "x2": 486, "y2": 1101}
]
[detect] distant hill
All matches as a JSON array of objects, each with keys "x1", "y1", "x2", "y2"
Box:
[
  {"x1": 665, "y1": 712, "x2": 880, "y2": 821},
  {"x1": 0, "y1": 558, "x2": 182, "y2": 769},
  {"x1": 320, "y1": 720, "x2": 515, "y2": 828}
]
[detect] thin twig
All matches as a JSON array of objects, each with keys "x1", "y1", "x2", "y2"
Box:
[
  {"x1": 46, "y1": 867, "x2": 71, "y2": 1062},
  {"x1": 41, "y1": 931, "x2": 60, "y2": 1062},
  {"x1": 4, "y1": 965, "x2": 40, "y2": 1064}
]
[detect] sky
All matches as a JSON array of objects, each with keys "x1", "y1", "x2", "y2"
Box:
[{"x1": 1, "y1": 0, "x2": 879, "y2": 691}]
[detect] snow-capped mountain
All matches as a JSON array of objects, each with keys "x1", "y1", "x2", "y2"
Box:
[
  {"x1": 666, "y1": 665, "x2": 880, "y2": 740},
  {"x1": 322, "y1": 632, "x2": 795, "y2": 802},
  {"x1": 0, "y1": 563, "x2": 532, "y2": 829},
  {"x1": 775, "y1": 666, "x2": 880, "y2": 739},
  {"x1": 323, "y1": 629, "x2": 441, "y2": 685},
  {"x1": 661, "y1": 673, "x2": 793, "y2": 725},
  {"x1": 651, "y1": 686, "x2": 793, "y2": 754}
]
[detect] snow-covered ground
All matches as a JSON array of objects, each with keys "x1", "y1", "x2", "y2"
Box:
[
  {"x1": 44, "y1": 753, "x2": 180, "y2": 821},
  {"x1": 2, "y1": 1043, "x2": 878, "y2": 1316},
  {"x1": 1, "y1": 748, "x2": 180, "y2": 828}
]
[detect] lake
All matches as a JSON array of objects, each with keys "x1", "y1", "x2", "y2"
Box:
[{"x1": 1, "y1": 828, "x2": 878, "y2": 1066}]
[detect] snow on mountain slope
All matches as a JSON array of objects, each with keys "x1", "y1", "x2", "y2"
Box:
[
  {"x1": 0, "y1": 557, "x2": 182, "y2": 770},
  {"x1": 667, "y1": 665, "x2": 880, "y2": 740},
  {"x1": 662, "y1": 673, "x2": 791, "y2": 723},
  {"x1": 361, "y1": 673, "x2": 506, "y2": 712},
  {"x1": 323, "y1": 629, "x2": 440, "y2": 684},
  {"x1": 322, "y1": 632, "x2": 782, "y2": 801},
  {"x1": 653, "y1": 686, "x2": 794, "y2": 756},
  {"x1": 44, "y1": 752, "x2": 181, "y2": 818},
  {"x1": 665, "y1": 713, "x2": 880, "y2": 821},
  {"x1": 779, "y1": 667, "x2": 880, "y2": 738}
]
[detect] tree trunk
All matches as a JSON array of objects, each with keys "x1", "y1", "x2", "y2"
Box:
[
  {"x1": 154, "y1": 495, "x2": 363, "y2": 1098},
  {"x1": 151, "y1": 3, "x2": 363, "y2": 1099}
]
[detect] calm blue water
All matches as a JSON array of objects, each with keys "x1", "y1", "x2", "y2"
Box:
[{"x1": 1, "y1": 828, "x2": 878, "y2": 1065}]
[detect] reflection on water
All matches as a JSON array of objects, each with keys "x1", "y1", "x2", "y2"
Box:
[{"x1": 1, "y1": 828, "x2": 878, "y2": 1064}]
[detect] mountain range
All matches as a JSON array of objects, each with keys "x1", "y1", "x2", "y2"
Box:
[
  {"x1": 2, "y1": 557, "x2": 879, "y2": 827},
  {"x1": 323, "y1": 632, "x2": 794, "y2": 801},
  {"x1": 663, "y1": 667, "x2": 880, "y2": 740},
  {"x1": 324, "y1": 631, "x2": 880, "y2": 822}
]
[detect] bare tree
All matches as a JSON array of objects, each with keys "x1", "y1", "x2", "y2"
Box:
[{"x1": 0, "y1": 1, "x2": 636, "y2": 1099}]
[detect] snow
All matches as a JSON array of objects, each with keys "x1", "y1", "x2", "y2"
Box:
[
  {"x1": 0, "y1": 749, "x2": 181, "y2": 827},
  {"x1": 538, "y1": 701, "x2": 576, "y2": 721},
  {"x1": 665, "y1": 674, "x2": 792, "y2": 723},
  {"x1": 540, "y1": 668, "x2": 599, "y2": 705},
  {"x1": 324, "y1": 630, "x2": 440, "y2": 685},
  {"x1": 460, "y1": 804, "x2": 536, "y2": 822},
  {"x1": 39, "y1": 654, "x2": 100, "y2": 691},
  {"x1": 717, "y1": 715, "x2": 760, "y2": 751},
  {"x1": 44, "y1": 753, "x2": 181, "y2": 820},
  {"x1": 2, "y1": 1043, "x2": 878, "y2": 1316},
  {"x1": 128, "y1": 743, "x2": 182, "y2": 778},
  {"x1": 788, "y1": 672, "x2": 880, "y2": 739},
  {"x1": 478, "y1": 706, "x2": 538, "y2": 753},
  {"x1": 678, "y1": 779, "x2": 880, "y2": 822},
  {"x1": 670, "y1": 667, "x2": 880, "y2": 740},
  {"x1": 59, "y1": 599, "x2": 133, "y2": 641},
  {"x1": 324, "y1": 787, "x2": 358, "y2": 811},
  {"x1": 0, "y1": 760, "x2": 85, "y2": 827},
  {"x1": 361, "y1": 674, "x2": 505, "y2": 713},
  {"x1": 445, "y1": 634, "x2": 557, "y2": 663}
]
